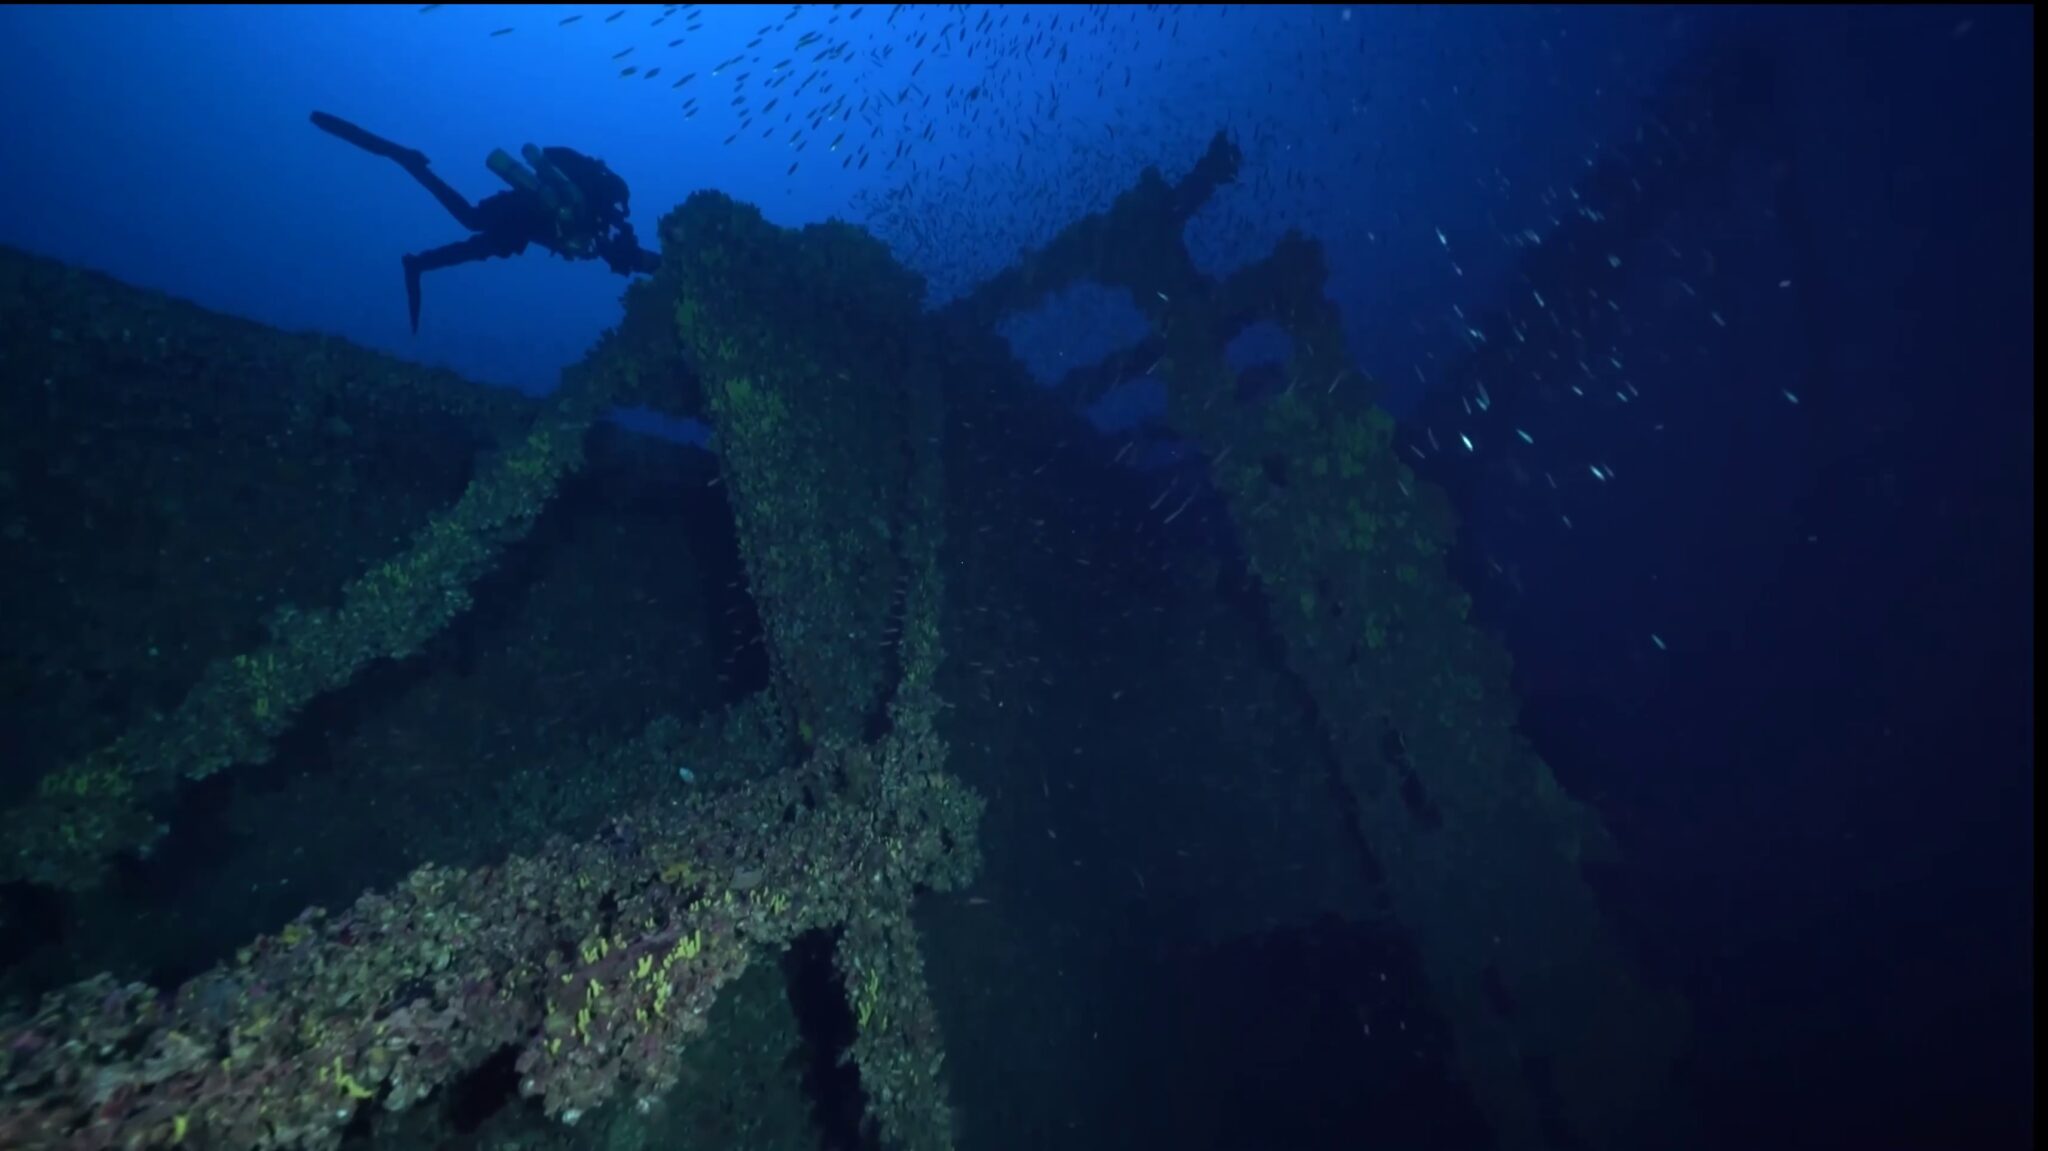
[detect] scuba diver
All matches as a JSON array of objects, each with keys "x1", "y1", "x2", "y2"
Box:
[{"x1": 309, "y1": 111, "x2": 660, "y2": 333}]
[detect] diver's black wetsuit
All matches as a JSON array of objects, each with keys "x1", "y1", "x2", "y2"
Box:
[{"x1": 310, "y1": 111, "x2": 660, "y2": 332}]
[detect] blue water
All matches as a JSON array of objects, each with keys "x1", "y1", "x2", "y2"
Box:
[{"x1": 0, "y1": 5, "x2": 2030, "y2": 1150}]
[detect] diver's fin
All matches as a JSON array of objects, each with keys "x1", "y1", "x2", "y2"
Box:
[
  {"x1": 403, "y1": 255, "x2": 423, "y2": 335},
  {"x1": 311, "y1": 111, "x2": 430, "y2": 170}
]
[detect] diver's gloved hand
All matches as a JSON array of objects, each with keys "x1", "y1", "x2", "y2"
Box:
[{"x1": 598, "y1": 224, "x2": 660, "y2": 276}]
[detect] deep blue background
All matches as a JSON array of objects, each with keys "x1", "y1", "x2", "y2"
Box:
[
  {"x1": 0, "y1": 4, "x2": 1683, "y2": 401},
  {"x1": 1409, "y1": 9, "x2": 2033, "y2": 1148},
  {"x1": 0, "y1": 5, "x2": 2030, "y2": 1149}
]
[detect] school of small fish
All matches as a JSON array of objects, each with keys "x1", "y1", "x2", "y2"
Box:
[{"x1": 419, "y1": 3, "x2": 1840, "y2": 660}]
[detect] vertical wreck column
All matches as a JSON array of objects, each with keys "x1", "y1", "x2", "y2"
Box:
[
  {"x1": 656, "y1": 193, "x2": 972, "y2": 1150},
  {"x1": 949, "y1": 133, "x2": 1690, "y2": 1150},
  {"x1": 661, "y1": 192, "x2": 924, "y2": 751}
]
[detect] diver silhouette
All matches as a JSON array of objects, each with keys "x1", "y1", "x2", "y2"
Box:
[{"x1": 310, "y1": 111, "x2": 660, "y2": 333}]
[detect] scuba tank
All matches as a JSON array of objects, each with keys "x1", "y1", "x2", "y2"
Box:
[
  {"x1": 485, "y1": 146, "x2": 594, "y2": 255},
  {"x1": 485, "y1": 147, "x2": 544, "y2": 199},
  {"x1": 530, "y1": 146, "x2": 587, "y2": 212}
]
